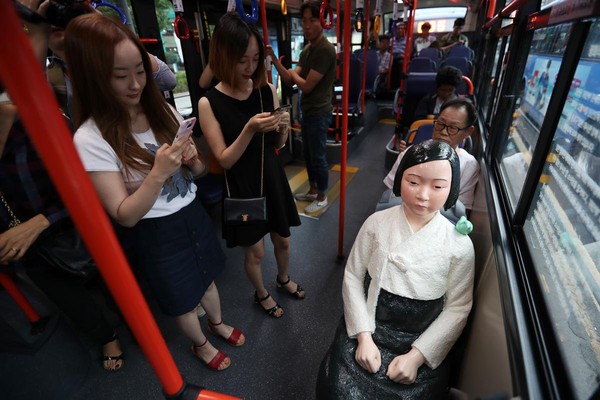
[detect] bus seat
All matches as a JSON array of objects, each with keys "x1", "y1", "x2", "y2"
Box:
[
  {"x1": 408, "y1": 57, "x2": 437, "y2": 73},
  {"x1": 460, "y1": 136, "x2": 473, "y2": 153},
  {"x1": 441, "y1": 57, "x2": 473, "y2": 77},
  {"x1": 409, "y1": 118, "x2": 435, "y2": 131},
  {"x1": 447, "y1": 44, "x2": 474, "y2": 60},
  {"x1": 402, "y1": 73, "x2": 436, "y2": 128},
  {"x1": 419, "y1": 47, "x2": 442, "y2": 65},
  {"x1": 336, "y1": 57, "x2": 362, "y2": 114},
  {"x1": 405, "y1": 122, "x2": 434, "y2": 146},
  {"x1": 354, "y1": 49, "x2": 379, "y2": 96}
]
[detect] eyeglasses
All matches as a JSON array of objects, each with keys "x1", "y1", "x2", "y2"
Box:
[{"x1": 433, "y1": 120, "x2": 469, "y2": 136}]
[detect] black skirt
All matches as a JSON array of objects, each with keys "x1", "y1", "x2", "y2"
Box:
[
  {"x1": 131, "y1": 198, "x2": 225, "y2": 316},
  {"x1": 316, "y1": 289, "x2": 449, "y2": 400}
]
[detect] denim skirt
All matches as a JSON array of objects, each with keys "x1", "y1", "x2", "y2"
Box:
[{"x1": 131, "y1": 198, "x2": 225, "y2": 316}]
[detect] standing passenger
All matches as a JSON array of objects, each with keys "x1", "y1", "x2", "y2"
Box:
[
  {"x1": 66, "y1": 14, "x2": 243, "y2": 372},
  {"x1": 267, "y1": 0, "x2": 336, "y2": 214},
  {"x1": 199, "y1": 13, "x2": 303, "y2": 319}
]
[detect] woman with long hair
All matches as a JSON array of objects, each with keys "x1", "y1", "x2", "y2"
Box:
[{"x1": 66, "y1": 13, "x2": 243, "y2": 371}]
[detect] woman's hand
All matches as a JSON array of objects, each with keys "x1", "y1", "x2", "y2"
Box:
[
  {"x1": 355, "y1": 332, "x2": 382, "y2": 373},
  {"x1": 181, "y1": 138, "x2": 198, "y2": 164},
  {"x1": 0, "y1": 214, "x2": 50, "y2": 264},
  {"x1": 265, "y1": 45, "x2": 276, "y2": 59},
  {"x1": 277, "y1": 111, "x2": 290, "y2": 135},
  {"x1": 386, "y1": 347, "x2": 426, "y2": 384},
  {"x1": 245, "y1": 112, "x2": 282, "y2": 136},
  {"x1": 150, "y1": 138, "x2": 188, "y2": 181}
]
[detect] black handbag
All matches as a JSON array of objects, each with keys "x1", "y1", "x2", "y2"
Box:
[
  {"x1": 0, "y1": 191, "x2": 95, "y2": 279},
  {"x1": 223, "y1": 89, "x2": 267, "y2": 226},
  {"x1": 36, "y1": 225, "x2": 97, "y2": 279}
]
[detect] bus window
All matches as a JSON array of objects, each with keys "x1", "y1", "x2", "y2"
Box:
[
  {"x1": 521, "y1": 20, "x2": 600, "y2": 400},
  {"x1": 482, "y1": 37, "x2": 504, "y2": 121},
  {"x1": 499, "y1": 24, "x2": 572, "y2": 210}
]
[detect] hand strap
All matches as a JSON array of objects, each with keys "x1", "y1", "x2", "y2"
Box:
[{"x1": 225, "y1": 88, "x2": 265, "y2": 198}]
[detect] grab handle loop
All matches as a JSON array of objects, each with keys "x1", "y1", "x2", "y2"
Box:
[
  {"x1": 281, "y1": 0, "x2": 287, "y2": 16},
  {"x1": 90, "y1": 1, "x2": 127, "y2": 24},
  {"x1": 174, "y1": 14, "x2": 190, "y2": 40},
  {"x1": 354, "y1": 8, "x2": 364, "y2": 32},
  {"x1": 320, "y1": 0, "x2": 333, "y2": 29},
  {"x1": 235, "y1": 0, "x2": 259, "y2": 24}
]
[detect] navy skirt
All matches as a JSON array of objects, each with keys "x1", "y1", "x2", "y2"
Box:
[{"x1": 131, "y1": 198, "x2": 225, "y2": 316}]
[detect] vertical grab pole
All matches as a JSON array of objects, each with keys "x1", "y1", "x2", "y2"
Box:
[
  {"x1": 360, "y1": 0, "x2": 369, "y2": 113},
  {"x1": 0, "y1": 273, "x2": 41, "y2": 323},
  {"x1": 0, "y1": 4, "x2": 239, "y2": 399},
  {"x1": 337, "y1": 0, "x2": 352, "y2": 258},
  {"x1": 260, "y1": 0, "x2": 272, "y2": 83}
]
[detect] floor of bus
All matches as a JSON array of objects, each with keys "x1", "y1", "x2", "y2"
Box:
[{"x1": 1, "y1": 100, "x2": 395, "y2": 400}]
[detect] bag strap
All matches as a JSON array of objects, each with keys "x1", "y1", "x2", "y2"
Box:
[
  {"x1": 0, "y1": 191, "x2": 22, "y2": 228},
  {"x1": 224, "y1": 87, "x2": 265, "y2": 198}
]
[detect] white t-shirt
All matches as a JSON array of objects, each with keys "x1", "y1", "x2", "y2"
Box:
[
  {"x1": 383, "y1": 146, "x2": 479, "y2": 209},
  {"x1": 74, "y1": 118, "x2": 196, "y2": 219}
]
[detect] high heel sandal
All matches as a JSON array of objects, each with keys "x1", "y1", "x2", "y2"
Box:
[
  {"x1": 208, "y1": 320, "x2": 245, "y2": 347},
  {"x1": 276, "y1": 276, "x2": 305, "y2": 300},
  {"x1": 192, "y1": 338, "x2": 230, "y2": 371},
  {"x1": 101, "y1": 334, "x2": 125, "y2": 372},
  {"x1": 254, "y1": 291, "x2": 283, "y2": 318}
]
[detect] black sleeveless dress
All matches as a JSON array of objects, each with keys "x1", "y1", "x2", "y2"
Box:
[{"x1": 204, "y1": 85, "x2": 300, "y2": 248}]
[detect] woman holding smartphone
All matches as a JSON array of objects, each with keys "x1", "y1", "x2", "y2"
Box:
[
  {"x1": 67, "y1": 14, "x2": 243, "y2": 371},
  {"x1": 199, "y1": 13, "x2": 302, "y2": 319}
]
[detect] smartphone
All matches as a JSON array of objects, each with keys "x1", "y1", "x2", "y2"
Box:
[
  {"x1": 271, "y1": 104, "x2": 291, "y2": 115},
  {"x1": 172, "y1": 117, "x2": 196, "y2": 145}
]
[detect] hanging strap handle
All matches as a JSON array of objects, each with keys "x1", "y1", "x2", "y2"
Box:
[
  {"x1": 225, "y1": 89, "x2": 265, "y2": 198},
  {"x1": 235, "y1": 0, "x2": 259, "y2": 24},
  {"x1": 320, "y1": 0, "x2": 333, "y2": 29}
]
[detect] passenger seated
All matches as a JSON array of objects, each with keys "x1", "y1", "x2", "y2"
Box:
[
  {"x1": 380, "y1": 99, "x2": 480, "y2": 215},
  {"x1": 414, "y1": 66, "x2": 462, "y2": 121},
  {"x1": 439, "y1": 18, "x2": 469, "y2": 52},
  {"x1": 317, "y1": 140, "x2": 475, "y2": 399}
]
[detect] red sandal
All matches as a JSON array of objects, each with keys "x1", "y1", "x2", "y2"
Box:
[
  {"x1": 208, "y1": 320, "x2": 245, "y2": 347},
  {"x1": 191, "y1": 338, "x2": 230, "y2": 371}
]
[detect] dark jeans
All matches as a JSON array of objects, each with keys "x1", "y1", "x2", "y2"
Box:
[{"x1": 301, "y1": 113, "x2": 331, "y2": 194}]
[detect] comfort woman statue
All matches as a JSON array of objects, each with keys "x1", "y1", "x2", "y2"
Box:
[{"x1": 317, "y1": 140, "x2": 475, "y2": 399}]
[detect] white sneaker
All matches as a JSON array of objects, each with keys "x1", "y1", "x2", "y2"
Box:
[
  {"x1": 305, "y1": 198, "x2": 328, "y2": 213},
  {"x1": 295, "y1": 192, "x2": 318, "y2": 201}
]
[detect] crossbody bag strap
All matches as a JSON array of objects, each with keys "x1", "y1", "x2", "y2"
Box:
[
  {"x1": 224, "y1": 87, "x2": 265, "y2": 197},
  {"x1": 0, "y1": 191, "x2": 22, "y2": 228}
]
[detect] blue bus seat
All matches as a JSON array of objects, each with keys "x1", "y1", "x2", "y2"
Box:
[
  {"x1": 441, "y1": 57, "x2": 473, "y2": 77},
  {"x1": 408, "y1": 57, "x2": 437, "y2": 73},
  {"x1": 418, "y1": 47, "x2": 442, "y2": 65},
  {"x1": 448, "y1": 44, "x2": 474, "y2": 60},
  {"x1": 401, "y1": 72, "x2": 436, "y2": 128},
  {"x1": 405, "y1": 122, "x2": 434, "y2": 146}
]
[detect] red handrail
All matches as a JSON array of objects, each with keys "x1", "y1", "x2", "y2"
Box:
[
  {"x1": 0, "y1": 273, "x2": 41, "y2": 323},
  {"x1": 462, "y1": 76, "x2": 474, "y2": 95},
  {"x1": 337, "y1": 0, "x2": 351, "y2": 258},
  {"x1": 0, "y1": 3, "x2": 238, "y2": 399},
  {"x1": 483, "y1": 0, "x2": 530, "y2": 29},
  {"x1": 260, "y1": 0, "x2": 272, "y2": 83}
]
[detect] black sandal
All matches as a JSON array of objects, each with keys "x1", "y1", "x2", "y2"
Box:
[
  {"x1": 254, "y1": 291, "x2": 283, "y2": 318},
  {"x1": 101, "y1": 335, "x2": 124, "y2": 372},
  {"x1": 276, "y1": 276, "x2": 305, "y2": 300}
]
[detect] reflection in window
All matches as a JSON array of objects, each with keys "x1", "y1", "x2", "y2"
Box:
[
  {"x1": 499, "y1": 25, "x2": 571, "y2": 209},
  {"x1": 522, "y1": 20, "x2": 600, "y2": 400}
]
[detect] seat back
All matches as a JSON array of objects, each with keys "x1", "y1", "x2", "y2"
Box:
[
  {"x1": 448, "y1": 44, "x2": 474, "y2": 60},
  {"x1": 337, "y1": 57, "x2": 362, "y2": 113},
  {"x1": 441, "y1": 57, "x2": 473, "y2": 77},
  {"x1": 419, "y1": 47, "x2": 441, "y2": 65},
  {"x1": 354, "y1": 49, "x2": 379, "y2": 96},
  {"x1": 408, "y1": 57, "x2": 437, "y2": 73},
  {"x1": 401, "y1": 73, "x2": 436, "y2": 128},
  {"x1": 406, "y1": 122, "x2": 434, "y2": 146}
]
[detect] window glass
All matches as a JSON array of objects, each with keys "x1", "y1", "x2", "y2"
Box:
[
  {"x1": 522, "y1": 20, "x2": 600, "y2": 400},
  {"x1": 482, "y1": 38, "x2": 504, "y2": 120},
  {"x1": 499, "y1": 24, "x2": 571, "y2": 210}
]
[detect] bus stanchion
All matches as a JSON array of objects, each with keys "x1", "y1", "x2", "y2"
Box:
[
  {"x1": 0, "y1": 3, "x2": 239, "y2": 399},
  {"x1": 0, "y1": 272, "x2": 49, "y2": 334}
]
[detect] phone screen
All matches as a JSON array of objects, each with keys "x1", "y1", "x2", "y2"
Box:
[{"x1": 173, "y1": 117, "x2": 196, "y2": 145}]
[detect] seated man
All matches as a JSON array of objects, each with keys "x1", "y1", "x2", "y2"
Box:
[
  {"x1": 414, "y1": 66, "x2": 462, "y2": 121},
  {"x1": 439, "y1": 18, "x2": 469, "y2": 52},
  {"x1": 378, "y1": 99, "x2": 480, "y2": 217},
  {"x1": 414, "y1": 22, "x2": 437, "y2": 55},
  {"x1": 375, "y1": 34, "x2": 391, "y2": 95}
]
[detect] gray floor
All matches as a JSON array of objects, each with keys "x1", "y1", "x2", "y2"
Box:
[{"x1": 0, "y1": 102, "x2": 395, "y2": 400}]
